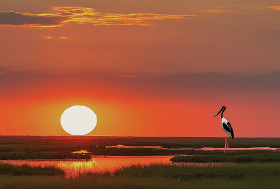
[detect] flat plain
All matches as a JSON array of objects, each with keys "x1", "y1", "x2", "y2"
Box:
[{"x1": 0, "y1": 136, "x2": 280, "y2": 189}]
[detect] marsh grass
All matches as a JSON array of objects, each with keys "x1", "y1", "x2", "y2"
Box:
[
  {"x1": 1, "y1": 137, "x2": 280, "y2": 188},
  {"x1": 1, "y1": 136, "x2": 280, "y2": 159},
  {"x1": 0, "y1": 151, "x2": 91, "y2": 160},
  {"x1": 0, "y1": 163, "x2": 64, "y2": 176},
  {"x1": 1, "y1": 163, "x2": 280, "y2": 189},
  {"x1": 2, "y1": 176, "x2": 279, "y2": 189},
  {"x1": 171, "y1": 151, "x2": 280, "y2": 163},
  {"x1": 113, "y1": 163, "x2": 280, "y2": 179}
]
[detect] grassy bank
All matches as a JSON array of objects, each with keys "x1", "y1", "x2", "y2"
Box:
[
  {"x1": 0, "y1": 163, "x2": 64, "y2": 176},
  {"x1": 1, "y1": 163, "x2": 280, "y2": 189},
  {"x1": 114, "y1": 163, "x2": 280, "y2": 179},
  {"x1": 2, "y1": 176, "x2": 279, "y2": 189},
  {"x1": 0, "y1": 136, "x2": 280, "y2": 159},
  {"x1": 171, "y1": 151, "x2": 280, "y2": 163},
  {"x1": 0, "y1": 151, "x2": 91, "y2": 160},
  {"x1": 1, "y1": 136, "x2": 280, "y2": 148}
]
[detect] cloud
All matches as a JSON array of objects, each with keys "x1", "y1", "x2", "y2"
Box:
[
  {"x1": 266, "y1": 6, "x2": 280, "y2": 11},
  {"x1": 42, "y1": 35, "x2": 53, "y2": 39},
  {"x1": 0, "y1": 7, "x2": 195, "y2": 27},
  {"x1": 118, "y1": 75, "x2": 141, "y2": 79},
  {"x1": 203, "y1": 9, "x2": 232, "y2": 14},
  {"x1": 55, "y1": 72, "x2": 65, "y2": 76},
  {"x1": 41, "y1": 35, "x2": 68, "y2": 39},
  {"x1": 0, "y1": 65, "x2": 11, "y2": 73},
  {"x1": 53, "y1": 7, "x2": 196, "y2": 26},
  {"x1": 2, "y1": 65, "x2": 280, "y2": 96},
  {"x1": 0, "y1": 11, "x2": 65, "y2": 26}
]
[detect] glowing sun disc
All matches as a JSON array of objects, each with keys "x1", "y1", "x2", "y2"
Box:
[{"x1": 61, "y1": 105, "x2": 97, "y2": 135}]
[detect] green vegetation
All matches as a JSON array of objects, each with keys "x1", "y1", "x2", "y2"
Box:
[
  {"x1": 0, "y1": 151, "x2": 91, "y2": 160},
  {"x1": 1, "y1": 163, "x2": 280, "y2": 188},
  {"x1": 0, "y1": 136, "x2": 280, "y2": 159},
  {"x1": 171, "y1": 151, "x2": 280, "y2": 163},
  {"x1": 0, "y1": 163, "x2": 64, "y2": 176},
  {"x1": 114, "y1": 163, "x2": 280, "y2": 180},
  {"x1": 1, "y1": 136, "x2": 280, "y2": 188}
]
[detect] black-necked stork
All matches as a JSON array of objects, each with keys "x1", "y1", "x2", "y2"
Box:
[{"x1": 214, "y1": 106, "x2": 234, "y2": 153}]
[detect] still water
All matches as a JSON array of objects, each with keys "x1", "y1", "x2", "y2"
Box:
[
  {"x1": 199, "y1": 147, "x2": 280, "y2": 151},
  {"x1": 0, "y1": 156, "x2": 173, "y2": 178},
  {"x1": 2, "y1": 145, "x2": 277, "y2": 179},
  {"x1": 106, "y1": 145, "x2": 280, "y2": 151}
]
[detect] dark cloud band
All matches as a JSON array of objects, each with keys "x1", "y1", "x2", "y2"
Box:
[{"x1": 0, "y1": 11, "x2": 65, "y2": 26}]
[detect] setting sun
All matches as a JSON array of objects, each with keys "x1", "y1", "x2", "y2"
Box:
[{"x1": 60, "y1": 105, "x2": 97, "y2": 135}]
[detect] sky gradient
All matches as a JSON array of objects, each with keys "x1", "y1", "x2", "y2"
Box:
[{"x1": 1, "y1": 0, "x2": 280, "y2": 136}]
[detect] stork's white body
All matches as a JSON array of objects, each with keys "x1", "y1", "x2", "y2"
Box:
[
  {"x1": 221, "y1": 117, "x2": 234, "y2": 139},
  {"x1": 222, "y1": 118, "x2": 229, "y2": 135}
]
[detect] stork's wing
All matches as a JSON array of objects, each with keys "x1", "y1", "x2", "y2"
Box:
[{"x1": 222, "y1": 122, "x2": 234, "y2": 139}]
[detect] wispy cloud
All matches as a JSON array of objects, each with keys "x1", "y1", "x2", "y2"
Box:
[
  {"x1": 203, "y1": 9, "x2": 232, "y2": 14},
  {"x1": 0, "y1": 7, "x2": 195, "y2": 27},
  {"x1": 118, "y1": 75, "x2": 141, "y2": 79},
  {"x1": 2, "y1": 65, "x2": 280, "y2": 94},
  {"x1": 42, "y1": 35, "x2": 68, "y2": 39},
  {"x1": 266, "y1": 6, "x2": 280, "y2": 11}
]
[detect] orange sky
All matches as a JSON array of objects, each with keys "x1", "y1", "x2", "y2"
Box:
[
  {"x1": 1, "y1": 1, "x2": 280, "y2": 136},
  {"x1": 1, "y1": 71, "x2": 280, "y2": 137}
]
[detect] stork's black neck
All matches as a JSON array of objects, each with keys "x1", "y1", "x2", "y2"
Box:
[{"x1": 221, "y1": 110, "x2": 224, "y2": 118}]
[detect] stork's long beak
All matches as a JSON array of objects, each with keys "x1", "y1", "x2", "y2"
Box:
[{"x1": 214, "y1": 107, "x2": 223, "y2": 118}]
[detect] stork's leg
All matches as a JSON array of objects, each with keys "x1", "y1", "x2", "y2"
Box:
[
  {"x1": 224, "y1": 136, "x2": 229, "y2": 153},
  {"x1": 224, "y1": 136, "x2": 227, "y2": 153},
  {"x1": 225, "y1": 137, "x2": 229, "y2": 152}
]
